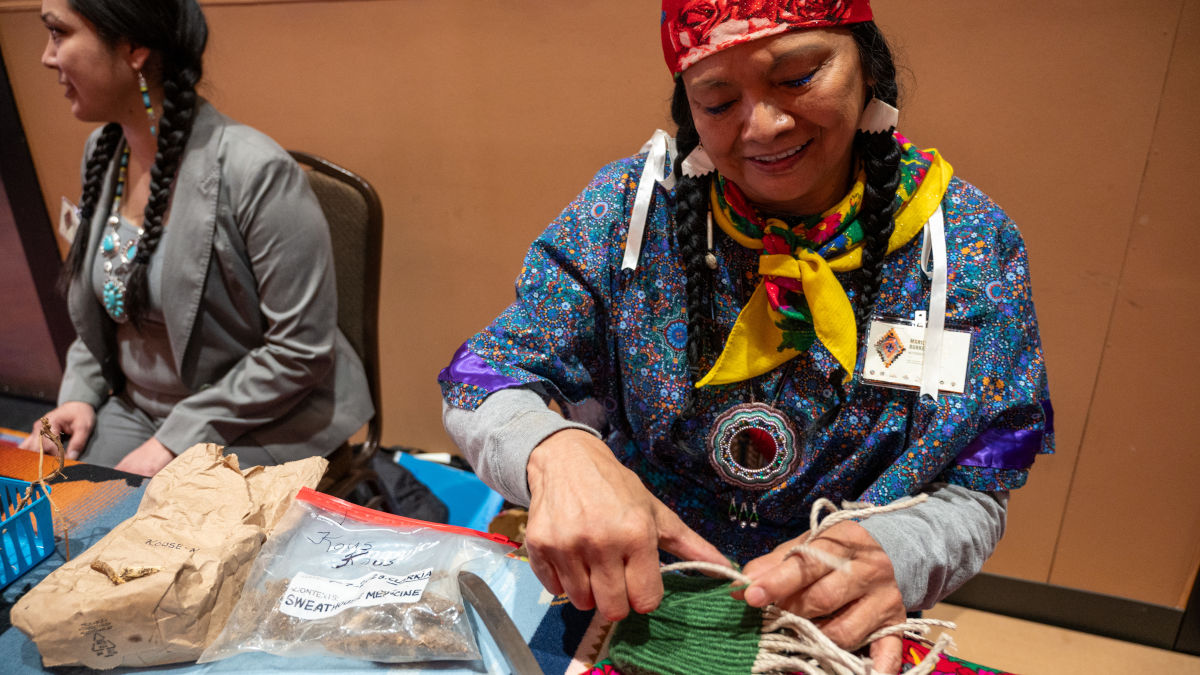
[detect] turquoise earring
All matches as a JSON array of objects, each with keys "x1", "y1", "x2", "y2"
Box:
[{"x1": 137, "y1": 69, "x2": 156, "y2": 136}]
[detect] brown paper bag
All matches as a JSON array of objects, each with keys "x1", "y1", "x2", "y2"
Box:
[{"x1": 11, "y1": 443, "x2": 327, "y2": 669}]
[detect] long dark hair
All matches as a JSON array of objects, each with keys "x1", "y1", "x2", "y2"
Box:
[
  {"x1": 671, "y1": 22, "x2": 901, "y2": 416},
  {"x1": 60, "y1": 0, "x2": 207, "y2": 327}
]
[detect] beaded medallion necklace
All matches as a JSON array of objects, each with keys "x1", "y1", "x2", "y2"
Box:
[
  {"x1": 708, "y1": 358, "x2": 807, "y2": 529},
  {"x1": 99, "y1": 145, "x2": 138, "y2": 323},
  {"x1": 710, "y1": 358, "x2": 845, "y2": 529},
  {"x1": 701, "y1": 140, "x2": 946, "y2": 525},
  {"x1": 703, "y1": 172, "x2": 868, "y2": 527}
]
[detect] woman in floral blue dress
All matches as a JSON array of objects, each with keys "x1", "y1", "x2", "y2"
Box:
[{"x1": 440, "y1": 2, "x2": 1052, "y2": 671}]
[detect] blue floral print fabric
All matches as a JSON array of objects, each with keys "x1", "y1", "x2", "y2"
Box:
[{"x1": 439, "y1": 149, "x2": 1053, "y2": 562}]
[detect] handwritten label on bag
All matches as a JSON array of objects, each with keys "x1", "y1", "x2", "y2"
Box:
[{"x1": 279, "y1": 569, "x2": 433, "y2": 621}]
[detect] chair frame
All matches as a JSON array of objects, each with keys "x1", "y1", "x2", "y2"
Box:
[{"x1": 289, "y1": 150, "x2": 385, "y2": 500}]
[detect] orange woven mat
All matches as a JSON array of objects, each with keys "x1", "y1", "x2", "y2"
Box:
[{"x1": 0, "y1": 443, "x2": 141, "y2": 533}]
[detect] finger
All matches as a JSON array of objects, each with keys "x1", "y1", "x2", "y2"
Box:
[
  {"x1": 20, "y1": 418, "x2": 50, "y2": 451},
  {"x1": 731, "y1": 550, "x2": 785, "y2": 601},
  {"x1": 31, "y1": 432, "x2": 62, "y2": 457},
  {"x1": 623, "y1": 538, "x2": 665, "y2": 615},
  {"x1": 589, "y1": 554, "x2": 632, "y2": 622},
  {"x1": 744, "y1": 546, "x2": 843, "y2": 609},
  {"x1": 777, "y1": 558, "x2": 868, "y2": 619},
  {"x1": 653, "y1": 502, "x2": 728, "y2": 568},
  {"x1": 810, "y1": 592, "x2": 892, "y2": 651},
  {"x1": 868, "y1": 634, "x2": 903, "y2": 675},
  {"x1": 559, "y1": 564, "x2": 596, "y2": 612},
  {"x1": 527, "y1": 551, "x2": 565, "y2": 598},
  {"x1": 65, "y1": 432, "x2": 87, "y2": 459},
  {"x1": 524, "y1": 516, "x2": 597, "y2": 611},
  {"x1": 543, "y1": 550, "x2": 595, "y2": 612}
]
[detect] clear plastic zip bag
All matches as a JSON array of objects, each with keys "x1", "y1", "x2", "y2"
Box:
[{"x1": 199, "y1": 487, "x2": 516, "y2": 664}]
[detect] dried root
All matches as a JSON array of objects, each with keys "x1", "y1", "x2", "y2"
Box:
[{"x1": 90, "y1": 561, "x2": 163, "y2": 585}]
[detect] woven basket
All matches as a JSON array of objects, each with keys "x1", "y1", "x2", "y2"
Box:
[{"x1": 0, "y1": 475, "x2": 54, "y2": 588}]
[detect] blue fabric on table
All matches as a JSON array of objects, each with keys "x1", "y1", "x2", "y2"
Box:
[{"x1": 1, "y1": 467, "x2": 602, "y2": 674}]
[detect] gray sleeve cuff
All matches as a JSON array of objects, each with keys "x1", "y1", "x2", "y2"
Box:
[
  {"x1": 858, "y1": 483, "x2": 1009, "y2": 610},
  {"x1": 442, "y1": 387, "x2": 600, "y2": 506}
]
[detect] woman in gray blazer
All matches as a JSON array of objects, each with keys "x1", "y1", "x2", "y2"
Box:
[{"x1": 22, "y1": 0, "x2": 372, "y2": 476}]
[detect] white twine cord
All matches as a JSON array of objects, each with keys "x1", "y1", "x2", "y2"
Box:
[{"x1": 660, "y1": 496, "x2": 956, "y2": 675}]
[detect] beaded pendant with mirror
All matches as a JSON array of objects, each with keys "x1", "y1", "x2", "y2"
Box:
[{"x1": 705, "y1": 361, "x2": 805, "y2": 529}]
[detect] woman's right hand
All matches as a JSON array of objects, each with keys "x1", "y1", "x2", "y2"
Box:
[
  {"x1": 524, "y1": 429, "x2": 729, "y2": 622},
  {"x1": 18, "y1": 401, "x2": 95, "y2": 459}
]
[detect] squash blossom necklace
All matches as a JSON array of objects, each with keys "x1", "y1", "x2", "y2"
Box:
[
  {"x1": 100, "y1": 78, "x2": 157, "y2": 323},
  {"x1": 99, "y1": 145, "x2": 136, "y2": 322}
]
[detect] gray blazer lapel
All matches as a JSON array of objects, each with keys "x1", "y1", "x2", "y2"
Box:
[{"x1": 161, "y1": 102, "x2": 224, "y2": 376}]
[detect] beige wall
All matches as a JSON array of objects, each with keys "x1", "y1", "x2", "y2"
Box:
[
  {"x1": 1045, "y1": 0, "x2": 1200, "y2": 608},
  {"x1": 2, "y1": 0, "x2": 1197, "y2": 609}
]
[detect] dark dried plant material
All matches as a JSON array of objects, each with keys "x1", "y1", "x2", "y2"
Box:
[{"x1": 225, "y1": 577, "x2": 476, "y2": 662}]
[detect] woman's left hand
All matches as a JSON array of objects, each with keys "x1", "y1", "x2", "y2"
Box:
[
  {"x1": 113, "y1": 437, "x2": 176, "y2": 477},
  {"x1": 737, "y1": 521, "x2": 905, "y2": 674}
]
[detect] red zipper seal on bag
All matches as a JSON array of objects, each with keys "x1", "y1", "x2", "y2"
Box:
[{"x1": 295, "y1": 487, "x2": 517, "y2": 548}]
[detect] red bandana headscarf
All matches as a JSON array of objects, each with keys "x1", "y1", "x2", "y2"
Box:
[{"x1": 661, "y1": 0, "x2": 875, "y2": 74}]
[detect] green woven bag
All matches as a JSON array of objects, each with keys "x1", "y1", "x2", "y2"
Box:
[
  {"x1": 606, "y1": 497, "x2": 956, "y2": 675},
  {"x1": 608, "y1": 574, "x2": 762, "y2": 675}
]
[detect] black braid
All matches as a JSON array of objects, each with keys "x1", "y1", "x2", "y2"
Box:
[
  {"x1": 64, "y1": 0, "x2": 208, "y2": 326},
  {"x1": 670, "y1": 79, "x2": 716, "y2": 425},
  {"x1": 667, "y1": 21, "x2": 903, "y2": 430},
  {"x1": 59, "y1": 123, "x2": 122, "y2": 294},
  {"x1": 849, "y1": 22, "x2": 902, "y2": 326},
  {"x1": 124, "y1": 66, "x2": 198, "y2": 326},
  {"x1": 852, "y1": 131, "x2": 901, "y2": 324}
]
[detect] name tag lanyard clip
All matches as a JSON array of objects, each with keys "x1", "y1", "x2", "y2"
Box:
[{"x1": 918, "y1": 206, "x2": 948, "y2": 401}]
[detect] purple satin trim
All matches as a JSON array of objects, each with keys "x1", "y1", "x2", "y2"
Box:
[
  {"x1": 437, "y1": 342, "x2": 527, "y2": 393},
  {"x1": 956, "y1": 400, "x2": 1054, "y2": 470}
]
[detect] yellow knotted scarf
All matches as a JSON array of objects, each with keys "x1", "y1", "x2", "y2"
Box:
[{"x1": 696, "y1": 149, "x2": 953, "y2": 387}]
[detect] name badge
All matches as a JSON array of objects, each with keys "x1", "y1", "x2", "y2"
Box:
[{"x1": 861, "y1": 316, "x2": 971, "y2": 395}]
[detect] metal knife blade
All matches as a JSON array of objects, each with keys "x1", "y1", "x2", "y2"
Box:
[{"x1": 457, "y1": 570, "x2": 544, "y2": 675}]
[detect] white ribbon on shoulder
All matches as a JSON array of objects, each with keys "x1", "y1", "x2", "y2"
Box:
[
  {"x1": 622, "y1": 129, "x2": 677, "y2": 271},
  {"x1": 919, "y1": 205, "x2": 948, "y2": 401}
]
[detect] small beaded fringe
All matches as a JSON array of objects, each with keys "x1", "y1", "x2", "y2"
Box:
[{"x1": 659, "y1": 494, "x2": 957, "y2": 675}]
